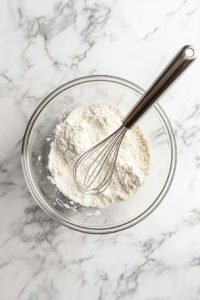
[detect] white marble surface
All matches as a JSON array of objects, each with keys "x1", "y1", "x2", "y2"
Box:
[{"x1": 0, "y1": 0, "x2": 200, "y2": 299}]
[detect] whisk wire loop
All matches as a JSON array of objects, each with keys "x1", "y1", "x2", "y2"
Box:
[{"x1": 84, "y1": 125, "x2": 126, "y2": 188}]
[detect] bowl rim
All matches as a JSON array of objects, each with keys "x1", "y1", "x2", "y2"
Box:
[{"x1": 21, "y1": 75, "x2": 177, "y2": 234}]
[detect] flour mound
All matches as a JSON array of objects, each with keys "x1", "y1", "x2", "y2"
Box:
[{"x1": 48, "y1": 103, "x2": 150, "y2": 208}]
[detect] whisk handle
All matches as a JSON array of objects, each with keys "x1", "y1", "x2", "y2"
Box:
[{"x1": 122, "y1": 45, "x2": 197, "y2": 129}]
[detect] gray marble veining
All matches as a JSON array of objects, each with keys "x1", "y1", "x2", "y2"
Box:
[{"x1": 0, "y1": 0, "x2": 200, "y2": 299}]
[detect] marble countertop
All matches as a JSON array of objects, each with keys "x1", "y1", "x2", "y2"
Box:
[{"x1": 0, "y1": 0, "x2": 200, "y2": 299}]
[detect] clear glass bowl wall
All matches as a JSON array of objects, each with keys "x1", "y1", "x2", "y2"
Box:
[{"x1": 22, "y1": 76, "x2": 176, "y2": 234}]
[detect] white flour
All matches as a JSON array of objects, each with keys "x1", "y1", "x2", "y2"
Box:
[{"x1": 48, "y1": 103, "x2": 150, "y2": 208}]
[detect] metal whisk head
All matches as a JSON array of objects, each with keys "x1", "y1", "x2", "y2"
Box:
[{"x1": 73, "y1": 125, "x2": 128, "y2": 195}]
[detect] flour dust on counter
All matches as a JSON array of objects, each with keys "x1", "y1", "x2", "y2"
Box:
[{"x1": 48, "y1": 103, "x2": 150, "y2": 207}]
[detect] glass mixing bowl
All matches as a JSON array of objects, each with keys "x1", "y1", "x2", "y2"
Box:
[{"x1": 21, "y1": 75, "x2": 176, "y2": 234}]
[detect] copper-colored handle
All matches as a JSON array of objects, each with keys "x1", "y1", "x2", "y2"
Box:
[{"x1": 123, "y1": 45, "x2": 197, "y2": 129}]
